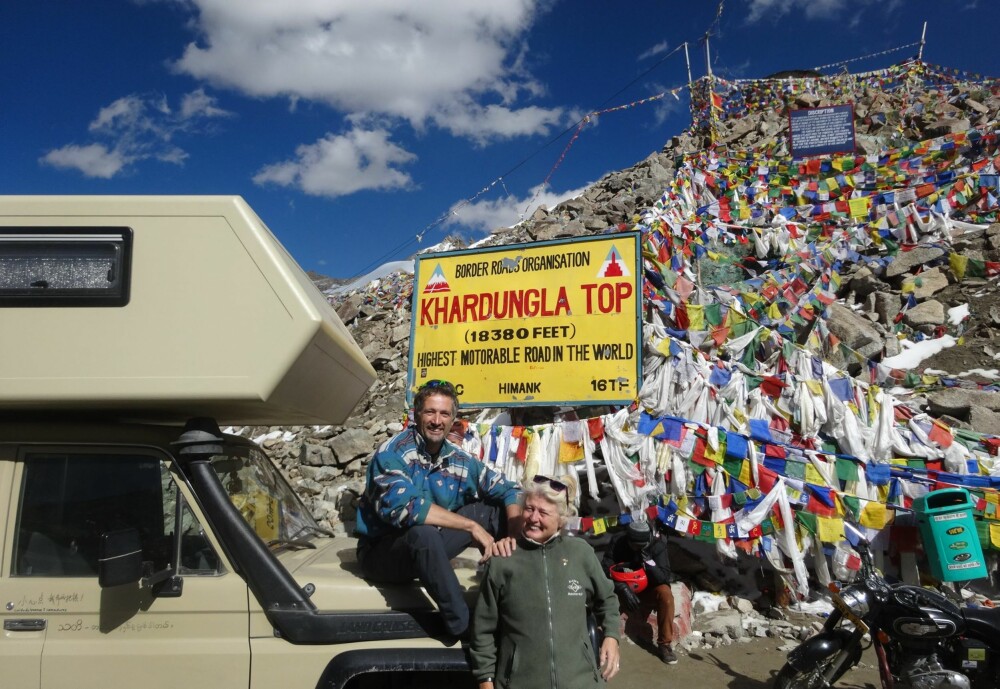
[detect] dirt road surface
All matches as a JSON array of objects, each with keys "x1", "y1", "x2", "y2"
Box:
[{"x1": 612, "y1": 635, "x2": 880, "y2": 689}]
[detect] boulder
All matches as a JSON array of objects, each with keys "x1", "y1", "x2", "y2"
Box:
[
  {"x1": 849, "y1": 267, "x2": 881, "y2": 297},
  {"x1": 885, "y1": 247, "x2": 945, "y2": 278},
  {"x1": 330, "y1": 427, "x2": 376, "y2": 465},
  {"x1": 825, "y1": 303, "x2": 884, "y2": 359},
  {"x1": 927, "y1": 389, "x2": 1000, "y2": 416},
  {"x1": 901, "y1": 267, "x2": 948, "y2": 300},
  {"x1": 969, "y1": 406, "x2": 1000, "y2": 429},
  {"x1": 904, "y1": 300, "x2": 945, "y2": 327},
  {"x1": 693, "y1": 609, "x2": 744, "y2": 638},
  {"x1": 300, "y1": 443, "x2": 335, "y2": 467},
  {"x1": 873, "y1": 292, "x2": 901, "y2": 325}
]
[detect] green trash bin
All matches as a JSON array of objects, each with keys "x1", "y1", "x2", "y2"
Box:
[{"x1": 914, "y1": 488, "x2": 987, "y2": 582}]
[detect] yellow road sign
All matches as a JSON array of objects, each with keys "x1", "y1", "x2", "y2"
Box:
[{"x1": 408, "y1": 233, "x2": 642, "y2": 407}]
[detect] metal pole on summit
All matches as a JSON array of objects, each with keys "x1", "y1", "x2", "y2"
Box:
[
  {"x1": 684, "y1": 42, "x2": 694, "y2": 128},
  {"x1": 705, "y1": 35, "x2": 716, "y2": 145},
  {"x1": 684, "y1": 41, "x2": 693, "y2": 87},
  {"x1": 917, "y1": 21, "x2": 927, "y2": 61}
]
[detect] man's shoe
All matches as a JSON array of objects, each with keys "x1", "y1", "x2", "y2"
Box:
[{"x1": 658, "y1": 645, "x2": 678, "y2": 665}]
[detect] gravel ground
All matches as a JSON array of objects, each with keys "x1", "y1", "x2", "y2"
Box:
[{"x1": 611, "y1": 634, "x2": 881, "y2": 689}]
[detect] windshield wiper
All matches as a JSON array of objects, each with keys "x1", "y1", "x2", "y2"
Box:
[
  {"x1": 267, "y1": 538, "x2": 317, "y2": 552},
  {"x1": 287, "y1": 524, "x2": 336, "y2": 540}
]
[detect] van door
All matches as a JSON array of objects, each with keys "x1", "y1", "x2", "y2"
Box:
[
  {"x1": 11, "y1": 448, "x2": 251, "y2": 689},
  {"x1": 0, "y1": 457, "x2": 43, "y2": 688}
]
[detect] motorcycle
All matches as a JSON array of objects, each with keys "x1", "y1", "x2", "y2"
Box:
[{"x1": 775, "y1": 526, "x2": 1000, "y2": 689}]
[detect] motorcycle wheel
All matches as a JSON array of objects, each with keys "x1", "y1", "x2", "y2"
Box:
[{"x1": 773, "y1": 657, "x2": 842, "y2": 689}]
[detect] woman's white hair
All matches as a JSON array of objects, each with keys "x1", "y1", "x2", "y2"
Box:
[{"x1": 521, "y1": 473, "x2": 579, "y2": 527}]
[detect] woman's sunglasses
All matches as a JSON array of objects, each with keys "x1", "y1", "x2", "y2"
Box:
[{"x1": 532, "y1": 475, "x2": 570, "y2": 504}]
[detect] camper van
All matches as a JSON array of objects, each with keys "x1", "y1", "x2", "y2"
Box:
[{"x1": 0, "y1": 197, "x2": 476, "y2": 688}]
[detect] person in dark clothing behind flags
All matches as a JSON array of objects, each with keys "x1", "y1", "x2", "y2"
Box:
[{"x1": 602, "y1": 518, "x2": 678, "y2": 665}]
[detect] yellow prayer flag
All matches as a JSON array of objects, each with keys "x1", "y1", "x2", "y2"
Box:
[
  {"x1": 687, "y1": 304, "x2": 706, "y2": 331},
  {"x1": 990, "y1": 523, "x2": 1000, "y2": 549},
  {"x1": 704, "y1": 439, "x2": 726, "y2": 464},
  {"x1": 559, "y1": 441, "x2": 584, "y2": 463},
  {"x1": 768, "y1": 302, "x2": 782, "y2": 319},
  {"x1": 713, "y1": 523, "x2": 728, "y2": 539},
  {"x1": 592, "y1": 518, "x2": 607, "y2": 535},
  {"x1": 950, "y1": 253, "x2": 968, "y2": 281},
  {"x1": 655, "y1": 338, "x2": 674, "y2": 357},
  {"x1": 860, "y1": 502, "x2": 889, "y2": 529},
  {"x1": 817, "y1": 516, "x2": 846, "y2": 543},
  {"x1": 804, "y1": 464, "x2": 824, "y2": 485},
  {"x1": 739, "y1": 461, "x2": 752, "y2": 486},
  {"x1": 805, "y1": 379, "x2": 823, "y2": 395},
  {"x1": 848, "y1": 197, "x2": 870, "y2": 218}
]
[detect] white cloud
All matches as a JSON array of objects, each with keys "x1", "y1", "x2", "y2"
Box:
[
  {"x1": 181, "y1": 88, "x2": 232, "y2": 119},
  {"x1": 252, "y1": 125, "x2": 417, "y2": 197},
  {"x1": 442, "y1": 181, "x2": 593, "y2": 236},
  {"x1": 170, "y1": 0, "x2": 568, "y2": 140},
  {"x1": 648, "y1": 85, "x2": 686, "y2": 126},
  {"x1": 638, "y1": 40, "x2": 670, "y2": 62},
  {"x1": 41, "y1": 89, "x2": 231, "y2": 178},
  {"x1": 39, "y1": 144, "x2": 130, "y2": 179},
  {"x1": 434, "y1": 100, "x2": 572, "y2": 146},
  {"x1": 746, "y1": 0, "x2": 850, "y2": 23}
]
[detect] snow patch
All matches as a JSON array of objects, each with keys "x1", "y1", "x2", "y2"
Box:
[
  {"x1": 881, "y1": 335, "x2": 956, "y2": 369},
  {"x1": 947, "y1": 303, "x2": 969, "y2": 325},
  {"x1": 327, "y1": 260, "x2": 414, "y2": 295}
]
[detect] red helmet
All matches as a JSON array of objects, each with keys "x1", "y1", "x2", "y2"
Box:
[{"x1": 609, "y1": 563, "x2": 648, "y2": 593}]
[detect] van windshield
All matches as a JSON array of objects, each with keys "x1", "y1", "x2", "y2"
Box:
[{"x1": 210, "y1": 447, "x2": 322, "y2": 545}]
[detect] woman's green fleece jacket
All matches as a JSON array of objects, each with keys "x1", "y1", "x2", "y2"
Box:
[{"x1": 470, "y1": 533, "x2": 620, "y2": 689}]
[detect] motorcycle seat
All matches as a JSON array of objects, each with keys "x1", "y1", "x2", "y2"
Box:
[{"x1": 963, "y1": 605, "x2": 1000, "y2": 639}]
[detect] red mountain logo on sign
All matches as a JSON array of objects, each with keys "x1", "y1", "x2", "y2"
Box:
[
  {"x1": 423, "y1": 264, "x2": 450, "y2": 293},
  {"x1": 597, "y1": 246, "x2": 629, "y2": 278}
]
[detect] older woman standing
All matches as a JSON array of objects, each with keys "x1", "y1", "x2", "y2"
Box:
[{"x1": 471, "y1": 475, "x2": 621, "y2": 689}]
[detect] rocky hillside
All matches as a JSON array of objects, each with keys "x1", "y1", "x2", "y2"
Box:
[{"x1": 232, "y1": 61, "x2": 1000, "y2": 596}]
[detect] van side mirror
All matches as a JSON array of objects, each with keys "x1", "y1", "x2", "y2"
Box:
[{"x1": 98, "y1": 528, "x2": 143, "y2": 588}]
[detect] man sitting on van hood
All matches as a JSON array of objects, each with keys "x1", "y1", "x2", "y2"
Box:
[{"x1": 356, "y1": 380, "x2": 522, "y2": 637}]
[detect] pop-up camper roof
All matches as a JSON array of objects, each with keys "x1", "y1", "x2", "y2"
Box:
[{"x1": 0, "y1": 196, "x2": 376, "y2": 424}]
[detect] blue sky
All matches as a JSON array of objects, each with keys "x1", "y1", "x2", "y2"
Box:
[{"x1": 4, "y1": 1, "x2": 999, "y2": 279}]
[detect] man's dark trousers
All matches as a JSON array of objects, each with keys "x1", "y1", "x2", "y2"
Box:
[{"x1": 358, "y1": 502, "x2": 501, "y2": 635}]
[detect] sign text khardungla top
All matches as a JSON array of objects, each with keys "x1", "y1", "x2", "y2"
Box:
[{"x1": 408, "y1": 234, "x2": 642, "y2": 408}]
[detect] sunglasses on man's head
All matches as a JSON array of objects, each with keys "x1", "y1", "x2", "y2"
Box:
[
  {"x1": 532, "y1": 475, "x2": 570, "y2": 504},
  {"x1": 419, "y1": 379, "x2": 455, "y2": 393}
]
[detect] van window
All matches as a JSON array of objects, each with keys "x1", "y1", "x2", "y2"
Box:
[
  {"x1": 13, "y1": 452, "x2": 218, "y2": 577},
  {"x1": 0, "y1": 227, "x2": 132, "y2": 307}
]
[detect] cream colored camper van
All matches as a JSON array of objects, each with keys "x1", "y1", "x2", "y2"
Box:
[{"x1": 0, "y1": 197, "x2": 476, "y2": 688}]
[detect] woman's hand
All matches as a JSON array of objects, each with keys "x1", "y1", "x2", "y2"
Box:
[{"x1": 599, "y1": 637, "x2": 621, "y2": 680}]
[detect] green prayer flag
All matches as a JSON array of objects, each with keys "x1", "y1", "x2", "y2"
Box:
[
  {"x1": 841, "y1": 495, "x2": 861, "y2": 520},
  {"x1": 835, "y1": 458, "x2": 860, "y2": 482},
  {"x1": 796, "y1": 511, "x2": 818, "y2": 535}
]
